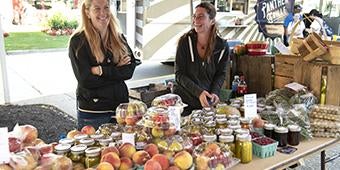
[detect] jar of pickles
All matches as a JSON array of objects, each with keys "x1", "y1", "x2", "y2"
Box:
[
  {"x1": 74, "y1": 134, "x2": 89, "y2": 144},
  {"x1": 70, "y1": 144, "x2": 87, "y2": 164},
  {"x1": 219, "y1": 128, "x2": 233, "y2": 136},
  {"x1": 235, "y1": 134, "x2": 252, "y2": 163},
  {"x1": 90, "y1": 134, "x2": 104, "y2": 146},
  {"x1": 79, "y1": 138, "x2": 95, "y2": 147},
  {"x1": 54, "y1": 143, "x2": 71, "y2": 156},
  {"x1": 59, "y1": 138, "x2": 75, "y2": 146},
  {"x1": 288, "y1": 125, "x2": 301, "y2": 146},
  {"x1": 274, "y1": 126, "x2": 288, "y2": 147},
  {"x1": 191, "y1": 118, "x2": 203, "y2": 134},
  {"x1": 85, "y1": 147, "x2": 101, "y2": 168},
  {"x1": 219, "y1": 135, "x2": 235, "y2": 154},
  {"x1": 97, "y1": 137, "x2": 113, "y2": 147},
  {"x1": 204, "y1": 120, "x2": 216, "y2": 135},
  {"x1": 263, "y1": 123, "x2": 276, "y2": 139},
  {"x1": 216, "y1": 118, "x2": 228, "y2": 129}
]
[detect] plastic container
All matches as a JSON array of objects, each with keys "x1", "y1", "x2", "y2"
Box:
[
  {"x1": 252, "y1": 137, "x2": 278, "y2": 158},
  {"x1": 116, "y1": 101, "x2": 147, "y2": 125}
]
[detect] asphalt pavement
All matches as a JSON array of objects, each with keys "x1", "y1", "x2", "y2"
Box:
[{"x1": 5, "y1": 49, "x2": 174, "y2": 118}]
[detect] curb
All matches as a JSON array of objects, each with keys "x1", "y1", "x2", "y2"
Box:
[{"x1": 6, "y1": 48, "x2": 68, "y2": 55}]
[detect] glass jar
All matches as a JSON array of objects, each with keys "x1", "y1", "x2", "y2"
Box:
[
  {"x1": 288, "y1": 125, "x2": 301, "y2": 146},
  {"x1": 97, "y1": 137, "x2": 113, "y2": 147},
  {"x1": 90, "y1": 134, "x2": 104, "y2": 146},
  {"x1": 204, "y1": 120, "x2": 216, "y2": 135},
  {"x1": 111, "y1": 131, "x2": 122, "y2": 142},
  {"x1": 191, "y1": 118, "x2": 203, "y2": 134},
  {"x1": 219, "y1": 135, "x2": 235, "y2": 154},
  {"x1": 203, "y1": 134, "x2": 217, "y2": 143},
  {"x1": 216, "y1": 103, "x2": 228, "y2": 114},
  {"x1": 234, "y1": 128, "x2": 250, "y2": 136},
  {"x1": 215, "y1": 114, "x2": 227, "y2": 119},
  {"x1": 54, "y1": 143, "x2": 71, "y2": 156},
  {"x1": 274, "y1": 126, "x2": 288, "y2": 147},
  {"x1": 85, "y1": 147, "x2": 101, "y2": 168},
  {"x1": 219, "y1": 128, "x2": 233, "y2": 136},
  {"x1": 228, "y1": 114, "x2": 240, "y2": 121},
  {"x1": 59, "y1": 138, "x2": 75, "y2": 146},
  {"x1": 240, "y1": 117, "x2": 251, "y2": 129},
  {"x1": 264, "y1": 123, "x2": 276, "y2": 139},
  {"x1": 74, "y1": 134, "x2": 89, "y2": 144},
  {"x1": 235, "y1": 134, "x2": 252, "y2": 163},
  {"x1": 135, "y1": 128, "x2": 150, "y2": 150},
  {"x1": 216, "y1": 118, "x2": 228, "y2": 129},
  {"x1": 79, "y1": 138, "x2": 95, "y2": 147},
  {"x1": 70, "y1": 144, "x2": 87, "y2": 164}
]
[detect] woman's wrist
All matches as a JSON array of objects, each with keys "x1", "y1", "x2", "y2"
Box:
[{"x1": 98, "y1": 66, "x2": 103, "y2": 76}]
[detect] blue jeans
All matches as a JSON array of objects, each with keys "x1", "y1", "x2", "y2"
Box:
[{"x1": 77, "y1": 110, "x2": 117, "y2": 130}]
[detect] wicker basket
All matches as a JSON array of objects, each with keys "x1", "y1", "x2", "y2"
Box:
[{"x1": 323, "y1": 41, "x2": 340, "y2": 64}]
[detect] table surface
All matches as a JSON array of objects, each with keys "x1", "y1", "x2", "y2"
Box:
[{"x1": 232, "y1": 137, "x2": 339, "y2": 170}]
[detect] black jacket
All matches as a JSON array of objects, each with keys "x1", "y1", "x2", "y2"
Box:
[
  {"x1": 174, "y1": 30, "x2": 229, "y2": 111},
  {"x1": 69, "y1": 32, "x2": 137, "y2": 113}
]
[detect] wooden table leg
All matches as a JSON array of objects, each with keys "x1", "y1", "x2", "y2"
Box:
[{"x1": 321, "y1": 150, "x2": 326, "y2": 170}]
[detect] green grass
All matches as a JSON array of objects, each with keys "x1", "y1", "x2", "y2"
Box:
[{"x1": 4, "y1": 32, "x2": 70, "y2": 51}]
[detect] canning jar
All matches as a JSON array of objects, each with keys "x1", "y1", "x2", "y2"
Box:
[
  {"x1": 74, "y1": 134, "x2": 89, "y2": 144},
  {"x1": 240, "y1": 117, "x2": 251, "y2": 129},
  {"x1": 203, "y1": 134, "x2": 217, "y2": 143},
  {"x1": 70, "y1": 144, "x2": 87, "y2": 164},
  {"x1": 219, "y1": 128, "x2": 233, "y2": 136},
  {"x1": 85, "y1": 147, "x2": 101, "y2": 168},
  {"x1": 263, "y1": 123, "x2": 276, "y2": 139},
  {"x1": 235, "y1": 134, "x2": 252, "y2": 163},
  {"x1": 204, "y1": 120, "x2": 216, "y2": 135},
  {"x1": 59, "y1": 138, "x2": 75, "y2": 146},
  {"x1": 274, "y1": 126, "x2": 288, "y2": 147},
  {"x1": 97, "y1": 136, "x2": 113, "y2": 147},
  {"x1": 79, "y1": 138, "x2": 95, "y2": 147},
  {"x1": 216, "y1": 118, "x2": 228, "y2": 129},
  {"x1": 288, "y1": 125, "x2": 301, "y2": 146},
  {"x1": 54, "y1": 143, "x2": 71, "y2": 156},
  {"x1": 90, "y1": 134, "x2": 104, "y2": 146},
  {"x1": 219, "y1": 135, "x2": 235, "y2": 154}
]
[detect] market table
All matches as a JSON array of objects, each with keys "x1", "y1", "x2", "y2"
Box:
[{"x1": 232, "y1": 137, "x2": 339, "y2": 170}]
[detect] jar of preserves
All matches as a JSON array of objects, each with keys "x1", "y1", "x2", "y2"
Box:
[
  {"x1": 219, "y1": 128, "x2": 233, "y2": 136},
  {"x1": 219, "y1": 135, "x2": 235, "y2": 154},
  {"x1": 216, "y1": 118, "x2": 228, "y2": 129},
  {"x1": 54, "y1": 143, "x2": 71, "y2": 156},
  {"x1": 85, "y1": 147, "x2": 101, "y2": 168},
  {"x1": 235, "y1": 134, "x2": 252, "y2": 163},
  {"x1": 215, "y1": 113, "x2": 226, "y2": 119},
  {"x1": 240, "y1": 117, "x2": 251, "y2": 129},
  {"x1": 204, "y1": 120, "x2": 216, "y2": 135},
  {"x1": 288, "y1": 125, "x2": 301, "y2": 146},
  {"x1": 274, "y1": 126, "x2": 288, "y2": 147},
  {"x1": 264, "y1": 123, "x2": 276, "y2": 139},
  {"x1": 59, "y1": 138, "x2": 75, "y2": 146},
  {"x1": 90, "y1": 134, "x2": 104, "y2": 146},
  {"x1": 228, "y1": 114, "x2": 240, "y2": 121},
  {"x1": 227, "y1": 119, "x2": 240, "y2": 126},
  {"x1": 79, "y1": 138, "x2": 95, "y2": 147},
  {"x1": 234, "y1": 128, "x2": 250, "y2": 136},
  {"x1": 74, "y1": 134, "x2": 89, "y2": 144},
  {"x1": 97, "y1": 137, "x2": 113, "y2": 147},
  {"x1": 70, "y1": 144, "x2": 87, "y2": 164}
]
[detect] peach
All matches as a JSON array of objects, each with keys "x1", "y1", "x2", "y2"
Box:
[
  {"x1": 119, "y1": 143, "x2": 136, "y2": 158},
  {"x1": 195, "y1": 155, "x2": 210, "y2": 170},
  {"x1": 151, "y1": 154, "x2": 169, "y2": 170},
  {"x1": 100, "y1": 152, "x2": 121, "y2": 169},
  {"x1": 167, "y1": 166, "x2": 180, "y2": 170},
  {"x1": 144, "y1": 143, "x2": 159, "y2": 157},
  {"x1": 132, "y1": 150, "x2": 151, "y2": 165},
  {"x1": 173, "y1": 151, "x2": 193, "y2": 170},
  {"x1": 144, "y1": 159, "x2": 162, "y2": 170},
  {"x1": 96, "y1": 162, "x2": 114, "y2": 170},
  {"x1": 125, "y1": 116, "x2": 138, "y2": 126},
  {"x1": 66, "y1": 129, "x2": 81, "y2": 139},
  {"x1": 216, "y1": 163, "x2": 225, "y2": 170},
  {"x1": 81, "y1": 125, "x2": 96, "y2": 135},
  {"x1": 164, "y1": 126, "x2": 176, "y2": 137},
  {"x1": 118, "y1": 157, "x2": 133, "y2": 170},
  {"x1": 21, "y1": 125, "x2": 38, "y2": 144},
  {"x1": 101, "y1": 146, "x2": 120, "y2": 156}
]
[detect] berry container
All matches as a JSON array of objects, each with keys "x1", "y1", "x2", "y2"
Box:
[{"x1": 252, "y1": 136, "x2": 278, "y2": 158}]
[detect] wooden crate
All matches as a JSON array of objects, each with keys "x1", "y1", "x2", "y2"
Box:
[
  {"x1": 294, "y1": 60, "x2": 340, "y2": 106},
  {"x1": 274, "y1": 54, "x2": 301, "y2": 89},
  {"x1": 234, "y1": 54, "x2": 274, "y2": 97},
  {"x1": 129, "y1": 83, "x2": 171, "y2": 106}
]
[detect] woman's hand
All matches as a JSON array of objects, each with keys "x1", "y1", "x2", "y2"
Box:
[
  {"x1": 117, "y1": 55, "x2": 131, "y2": 67},
  {"x1": 210, "y1": 93, "x2": 220, "y2": 106},
  {"x1": 91, "y1": 66, "x2": 102, "y2": 76},
  {"x1": 199, "y1": 90, "x2": 213, "y2": 107}
]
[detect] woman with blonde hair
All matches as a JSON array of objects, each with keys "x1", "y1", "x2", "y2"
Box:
[
  {"x1": 69, "y1": 0, "x2": 138, "y2": 129},
  {"x1": 174, "y1": 2, "x2": 229, "y2": 116}
]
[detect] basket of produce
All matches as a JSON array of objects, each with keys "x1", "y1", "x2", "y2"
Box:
[
  {"x1": 245, "y1": 41, "x2": 269, "y2": 56},
  {"x1": 252, "y1": 136, "x2": 278, "y2": 158}
]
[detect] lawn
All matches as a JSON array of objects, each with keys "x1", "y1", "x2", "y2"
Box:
[{"x1": 4, "y1": 32, "x2": 70, "y2": 51}]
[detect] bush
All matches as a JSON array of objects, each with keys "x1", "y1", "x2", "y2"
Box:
[
  {"x1": 48, "y1": 12, "x2": 67, "y2": 30},
  {"x1": 46, "y1": 12, "x2": 78, "y2": 35}
]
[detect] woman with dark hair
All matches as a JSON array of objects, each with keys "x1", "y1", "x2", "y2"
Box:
[
  {"x1": 68, "y1": 0, "x2": 138, "y2": 129},
  {"x1": 174, "y1": 2, "x2": 229, "y2": 116}
]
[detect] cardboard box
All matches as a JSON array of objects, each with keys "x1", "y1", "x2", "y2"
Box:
[{"x1": 274, "y1": 54, "x2": 301, "y2": 89}]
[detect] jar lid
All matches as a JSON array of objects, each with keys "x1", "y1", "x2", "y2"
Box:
[
  {"x1": 264, "y1": 123, "x2": 276, "y2": 130},
  {"x1": 205, "y1": 120, "x2": 216, "y2": 127},
  {"x1": 234, "y1": 128, "x2": 250, "y2": 135},
  {"x1": 216, "y1": 118, "x2": 227, "y2": 123},
  {"x1": 215, "y1": 114, "x2": 226, "y2": 119},
  {"x1": 288, "y1": 125, "x2": 301, "y2": 132},
  {"x1": 111, "y1": 132, "x2": 122, "y2": 138},
  {"x1": 70, "y1": 144, "x2": 87, "y2": 153},
  {"x1": 203, "y1": 107, "x2": 213, "y2": 112},
  {"x1": 230, "y1": 103, "x2": 241, "y2": 108},
  {"x1": 228, "y1": 124, "x2": 241, "y2": 130},
  {"x1": 236, "y1": 134, "x2": 251, "y2": 141},
  {"x1": 219, "y1": 135, "x2": 234, "y2": 143},
  {"x1": 265, "y1": 105, "x2": 275, "y2": 111},
  {"x1": 204, "y1": 116, "x2": 214, "y2": 122},
  {"x1": 90, "y1": 134, "x2": 104, "y2": 140},
  {"x1": 74, "y1": 134, "x2": 89, "y2": 140},
  {"x1": 79, "y1": 138, "x2": 95, "y2": 146},
  {"x1": 205, "y1": 111, "x2": 215, "y2": 117},
  {"x1": 97, "y1": 137, "x2": 113, "y2": 145},
  {"x1": 227, "y1": 119, "x2": 240, "y2": 126},
  {"x1": 217, "y1": 103, "x2": 227, "y2": 107},
  {"x1": 59, "y1": 138, "x2": 75, "y2": 145},
  {"x1": 203, "y1": 134, "x2": 217, "y2": 142},
  {"x1": 85, "y1": 147, "x2": 101, "y2": 156},
  {"x1": 191, "y1": 110, "x2": 204, "y2": 116},
  {"x1": 55, "y1": 143, "x2": 71, "y2": 151},
  {"x1": 192, "y1": 118, "x2": 202, "y2": 124},
  {"x1": 228, "y1": 114, "x2": 240, "y2": 120},
  {"x1": 240, "y1": 117, "x2": 251, "y2": 124},
  {"x1": 274, "y1": 126, "x2": 288, "y2": 133},
  {"x1": 219, "y1": 128, "x2": 233, "y2": 135}
]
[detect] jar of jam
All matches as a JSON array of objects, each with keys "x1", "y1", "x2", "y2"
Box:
[
  {"x1": 90, "y1": 134, "x2": 104, "y2": 146},
  {"x1": 240, "y1": 117, "x2": 251, "y2": 129},
  {"x1": 70, "y1": 144, "x2": 87, "y2": 164},
  {"x1": 54, "y1": 143, "x2": 71, "y2": 156},
  {"x1": 59, "y1": 138, "x2": 75, "y2": 146},
  {"x1": 74, "y1": 134, "x2": 89, "y2": 144},
  {"x1": 219, "y1": 135, "x2": 235, "y2": 154},
  {"x1": 264, "y1": 123, "x2": 276, "y2": 139},
  {"x1": 79, "y1": 138, "x2": 95, "y2": 147},
  {"x1": 288, "y1": 125, "x2": 301, "y2": 146},
  {"x1": 216, "y1": 118, "x2": 228, "y2": 129},
  {"x1": 274, "y1": 126, "x2": 288, "y2": 147},
  {"x1": 85, "y1": 147, "x2": 101, "y2": 168}
]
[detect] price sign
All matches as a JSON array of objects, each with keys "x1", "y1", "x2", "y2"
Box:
[
  {"x1": 244, "y1": 94, "x2": 257, "y2": 118},
  {"x1": 0, "y1": 127, "x2": 10, "y2": 164},
  {"x1": 122, "y1": 132, "x2": 135, "y2": 146},
  {"x1": 168, "y1": 106, "x2": 182, "y2": 131}
]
